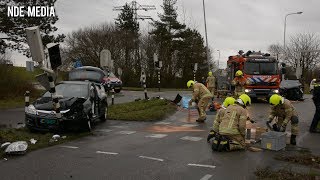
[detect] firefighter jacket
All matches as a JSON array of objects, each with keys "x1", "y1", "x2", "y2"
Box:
[
  {"x1": 206, "y1": 76, "x2": 216, "y2": 88},
  {"x1": 268, "y1": 99, "x2": 298, "y2": 126},
  {"x1": 212, "y1": 107, "x2": 225, "y2": 132},
  {"x1": 215, "y1": 104, "x2": 248, "y2": 136},
  {"x1": 191, "y1": 83, "x2": 213, "y2": 101},
  {"x1": 231, "y1": 77, "x2": 250, "y2": 93}
]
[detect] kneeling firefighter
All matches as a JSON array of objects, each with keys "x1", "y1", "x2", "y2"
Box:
[
  {"x1": 187, "y1": 80, "x2": 213, "y2": 123},
  {"x1": 267, "y1": 94, "x2": 299, "y2": 145},
  {"x1": 207, "y1": 94, "x2": 251, "y2": 151}
]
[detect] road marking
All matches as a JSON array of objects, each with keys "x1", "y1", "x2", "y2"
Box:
[
  {"x1": 145, "y1": 134, "x2": 168, "y2": 138},
  {"x1": 181, "y1": 136, "x2": 203, "y2": 141},
  {"x1": 96, "y1": 151, "x2": 118, "y2": 155},
  {"x1": 94, "y1": 129, "x2": 113, "y2": 133},
  {"x1": 110, "y1": 125, "x2": 128, "y2": 129},
  {"x1": 188, "y1": 164, "x2": 216, "y2": 169},
  {"x1": 60, "y1": 145, "x2": 79, "y2": 149},
  {"x1": 181, "y1": 124, "x2": 198, "y2": 127},
  {"x1": 200, "y1": 174, "x2": 213, "y2": 180},
  {"x1": 155, "y1": 122, "x2": 171, "y2": 125},
  {"x1": 139, "y1": 156, "x2": 164, "y2": 162},
  {"x1": 117, "y1": 131, "x2": 136, "y2": 135}
]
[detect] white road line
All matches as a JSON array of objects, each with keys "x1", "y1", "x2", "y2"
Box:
[
  {"x1": 181, "y1": 124, "x2": 198, "y2": 127},
  {"x1": 145, "y1": 134, "x2": 168, "y2": 138},
  {"x1": 117, "y1": 131, "x2": 136, "y2": 135},
  {"x1": 188, "y1": 164, "x2": 216, "y2": 169},
  {"x1": 139, "y1": 156, "x2": 164, "y2": 162},
  {"x1": 180, "y1": 136, "x2": 203, "y2": 141},
  {"x1": 60, "y1": 145, "x2": 79, "y2": 149},
  {"x1": 200, "y1": 174, "x2": 213, "y2": 180},
  {"x1": 96, "y1": 151, "x2": 118, "y2": 155},
  {"x1": 155, "y1": 122, "x2": 171, "y2": 125}
]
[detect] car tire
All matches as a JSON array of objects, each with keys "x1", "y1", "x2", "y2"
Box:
[{"x1": 114, "y1": 89, "x2": 121, "y2": 93}]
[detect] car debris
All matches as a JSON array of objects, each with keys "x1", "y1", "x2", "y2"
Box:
[
  {"x1": 29, "y1": 138, "x2": 37, "y2": 144},
  {"x1": 1, "y1": 142, "x2": 11, "y2": 149},
  {"x1": 5, "y1": 141, "x2": 28, "y2": 155},
  {"x1": 52, "y1": 134, "x2": 61, "y2": 141},
  {"x1": 16, "y1": 122, "x2": 25, "y2": 129}
]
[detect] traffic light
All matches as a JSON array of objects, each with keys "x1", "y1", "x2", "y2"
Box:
[
  {"x1": 25, "y1": 26, "x2": 45, "y2": 63},
  {"x1": 47, "y1": 43, "x2": 62, "y2": 70},
  {"x1": 281, "y1": 63, "x2": 286, "y2": 74}
]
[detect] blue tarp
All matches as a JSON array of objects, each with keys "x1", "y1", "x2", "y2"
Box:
[{"x1": 182, "y1": 96, "x2": 192, "y2": 109}]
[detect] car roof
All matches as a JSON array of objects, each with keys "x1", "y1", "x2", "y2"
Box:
[
  {"x1": 75, "y1": 66, "x2": 106, "y2": 75},
  {"x1": 59, "y1": 81, "x2": 91, "y2": 85}
]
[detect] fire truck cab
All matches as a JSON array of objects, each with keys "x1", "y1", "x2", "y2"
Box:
[{"x1": 227, "y1": 51, "x2": 281, "y2": 99}]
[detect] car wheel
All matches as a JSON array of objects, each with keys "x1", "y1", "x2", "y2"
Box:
[{"x1": 114, "y1": 89, "x2": 121, "y2": 93}]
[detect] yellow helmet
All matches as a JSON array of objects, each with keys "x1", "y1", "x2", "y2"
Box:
[
  {"x1": 238, "y1": 94, "x2": 251, "y2": 106},
  {"x1": 187, "y1": 80, "x2": 195, "y2": 88},
  {"x1": 269, "y1": 94, "x2": 283, "y2": 106},
  {"x1": 235, "y1": 70, "x2": 243, "y2": 77},
  {"x1": 223, "y1": 97, "x2": 236, "y2": 108},
  {"x1": 208, "y1": 72, "x2": 213, "y2": 76}
]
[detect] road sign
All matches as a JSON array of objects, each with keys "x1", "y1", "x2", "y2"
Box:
[
  {"x1": 74, "y1": 59, "x2": 82, "y2": 68},
  {"x1": 100, "y1": 49, "x2": 112, "y2": 68},
  {"x1": 153, "y1": 53, "x2": 158, "y2": 62},
  {"x1": 25, "y1": 26, "x2": 45, "y2": 63},
  {"x1": 35, "y1": 73, "x2": 51, "y2": 91},
  {"x1": 47, "y1": 43, "x2": 62, "y2": 70}
]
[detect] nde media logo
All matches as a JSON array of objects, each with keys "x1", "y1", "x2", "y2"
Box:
[{"x1": 7, "y1": 6, "x2": 56, "y2": 17}]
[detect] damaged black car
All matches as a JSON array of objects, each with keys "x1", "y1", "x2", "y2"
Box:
[{"x1": 25, "y1": 81, "x2": 107, "y2": 132}]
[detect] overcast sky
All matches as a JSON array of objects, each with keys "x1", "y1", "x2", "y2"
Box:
[{"x1": 10, "y1": 0, "x2": 320, "y2": 68}]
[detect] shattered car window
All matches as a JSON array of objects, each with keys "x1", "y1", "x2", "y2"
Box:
[{"x1": 43, "y1": 84, "x2": 88, "y2": 98}]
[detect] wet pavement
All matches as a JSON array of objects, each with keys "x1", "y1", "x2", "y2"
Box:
[{"x1": 0, "y1": 92, "x2": 319, "y2": 180}]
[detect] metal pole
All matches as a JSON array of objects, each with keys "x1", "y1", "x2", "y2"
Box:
[
  {"x1": 142, "y1": 73, "x2": 148, "y2": 100},
  {"x1": 158, "y1": 70, "x2": 161, "y2": 92},
  {"x1": 48, "y1": 75, "x2": 61, "y2": 119},
  {"x1": 217, "y1": 50, "x2": 220, "y2": 69},
  {"x1": 193, "y1": 70, "x2": 196, "y2": 81},
  {"x1": 111, "y1": 88, "x2": 115, "y2": 105},
  {"x1": 283, "y1": 12, "x2": 303, "y2": 54},
  {"x1": 202, "y1": 0, "x2": 210, "y2": 71},
  {"x1": 24, "y1": 91, "x2": 30, "y2": 107}
]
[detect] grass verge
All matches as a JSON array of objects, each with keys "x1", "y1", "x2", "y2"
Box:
[
  {"x1": 108, "y1": 99, "x2": 177, "y2": 121},
  {"x1": 274, "y1": 152, "x2": 320, "y2": 169},
  {"x1": 0, "y1": 128, "x2": 90, "y2": 158},
  {"x1": 0, "y1": 90, "x2": 45, "y2": 109},
  {"x1": 255, "y1": 167, "x2": 319, "y2": 180}
]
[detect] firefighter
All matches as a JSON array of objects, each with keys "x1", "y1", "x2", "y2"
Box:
[
  {"x1": 206, "y1": 71, "x2": 216, "y2": 97},
  {"x1": 187, "y1": 80, "x2": 213, "y2": 123},
  {"x1": 310, "y1": 79, "x2": 317, "y2": 94},
  {"x1": 268, "y1": 94, "x2": 299, "y2": 145},
  {"x1": 207, "y1": 97, "x2": 236, "y2": 142},
  {"x1": 231, "y1": 70, "x2": 250, "y2": 98},
  {"x1": 209, "y1": 94, "x2": 251, "y2": 151},
  {"x1": 310, "y1": 79, "x2": 320, "y2": 133}
]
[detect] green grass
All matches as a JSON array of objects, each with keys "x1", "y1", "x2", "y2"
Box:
[
  {"x1": 122, "y1": 87, "x2": 191, "y2": 92},
  {"x1": 108, "y1": 99, "x2": 177, "y2": 121},
  {"x1": 0, "y1": 90, "x2": 45, "y2": 109},
  {"x1": 0, "y1": 128, "x2": 90, "y2": 157},
  {"x1": 255, "y1": 167, "x2": 318, "y2": 180}
]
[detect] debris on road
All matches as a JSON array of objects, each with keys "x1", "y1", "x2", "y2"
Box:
[
  {"x1": 5, "y1": 141, "x2": 28, "y2": 155},
  {"x1": 16, "y1": 123, "x2": 25, "y2": 129},
  {"x1": 29, "y1": 138, "x2": 37, "y2": 144},
  {"x1": 52, "y1": 134, "x2": 61, "y2": 140},
  {"x1": 1, "y1": 142, "x2": 11, "y2": 149}
]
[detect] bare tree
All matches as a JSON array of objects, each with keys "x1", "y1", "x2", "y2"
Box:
[{"x1": 0, "y1": 50, "x2": 12, "y2": 64}]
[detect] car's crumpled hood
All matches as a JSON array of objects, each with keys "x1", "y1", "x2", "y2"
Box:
[{"x1": 34, "y1": 97, "x2": 87, "y2": 111}]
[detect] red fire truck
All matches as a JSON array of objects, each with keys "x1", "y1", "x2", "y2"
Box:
[{"x1": 227, "y1": 51, "x2": 281, "y2": 99}]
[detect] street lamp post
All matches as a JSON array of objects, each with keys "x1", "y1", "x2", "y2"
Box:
[
  {"x1": 217, "y1": 50, "x2": 220, "y2": 70},
  {"x1": 283, "y1": 12, "x2": 303, "y2": 51},
  {"x1": 202, "y1": 0, "x2": 210, "y2": 71}
]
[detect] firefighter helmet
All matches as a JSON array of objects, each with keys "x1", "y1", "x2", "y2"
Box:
[
  {"x1": 187, "y1": 80, "x2": 195, "y2": 88},
  {"x1": 235, "y1": 70, "x2": 243, "y2": 77},
  {"x1": 208, "y1": 72, "x2": 213, "y2": 76},
  {"x1": 237, "y1": 94, "x2": 251, "y2": 107},
  {"x1": 269, "y1": 94, "x2": 284, "y2": 106},
  {"x1": 223, "y1": 97, "x2": 236, "y2": 108}
]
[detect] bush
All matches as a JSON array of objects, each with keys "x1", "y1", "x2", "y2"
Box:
[{"x1": 0, "y1": 65, "x2": 37, "y2": 99}]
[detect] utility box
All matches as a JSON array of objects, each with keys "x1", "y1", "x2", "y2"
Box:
[{"x1": 261, "y1": 131, "x2": 286, "y2": 151}]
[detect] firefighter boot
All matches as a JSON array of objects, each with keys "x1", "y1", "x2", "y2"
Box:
[{"x1": 290, "y1": 135, "x2": 297, "y2": 145}]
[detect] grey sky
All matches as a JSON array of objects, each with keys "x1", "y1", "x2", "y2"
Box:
[{"x1": 10, "y1": 0, "x2": 320, "y2": 68}]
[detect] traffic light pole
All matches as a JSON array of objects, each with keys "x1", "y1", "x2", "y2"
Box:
[{"x1": 158, "y1": 69, "x2": 161, "y2": 92}]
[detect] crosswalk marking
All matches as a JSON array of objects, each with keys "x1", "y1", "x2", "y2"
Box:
[
  {"x1": 139, "y1": 155, "x2": 164, "y2": 162},
  {"x1": 96, "y1": 151, "x2": 118, "y2": 155},
  {"x1": 145, "y1": 134, "x2": 168, "y2": 138},
  {"x1": 117, "y1": 131, "x2": 137, "y2": 135},
  {"x1": 188, "y1": 164, "x2": 216, "y2": 169},
  {"x1": 180, "y1": 136, "x2": 203, "y2": 142},
  {"x1": 60, "y1": 145, "x2": 79, "y2": 149},
  {"x1": 181, "y1": 124, "x2": 198, "y2": 127},
  {"x1": 200, "y1": 174, "x2": 213, "y2": 180}
]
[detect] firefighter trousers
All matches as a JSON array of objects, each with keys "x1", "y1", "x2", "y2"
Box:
[
  {"x1": 224, "y1": 134, "x2": 246, "y2": 151},
  {"x1": 277, "y1": 116, "x2": 299, "y2": 135},
  {"x1": 198, "y1": 96, "x2": 212, "y2": 120},
  {"x1": 207, "y1": 87, "x2": 215, "y2": 97},
  {"x1": 310, "y1": 104, "x2": 320, "y2": 132}
]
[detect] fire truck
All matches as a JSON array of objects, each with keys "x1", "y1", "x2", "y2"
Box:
[{"x1": 227, "y1": 51, "x2": 281, "y2": 99}]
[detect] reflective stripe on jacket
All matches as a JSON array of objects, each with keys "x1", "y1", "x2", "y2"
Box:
[{"x1": 218, "y1": 104, "x2": 247, "y2": 136}]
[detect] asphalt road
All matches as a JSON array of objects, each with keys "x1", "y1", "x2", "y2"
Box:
[{"x1": 0, "y1": 92, "x2": 319, "y2": 180}]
